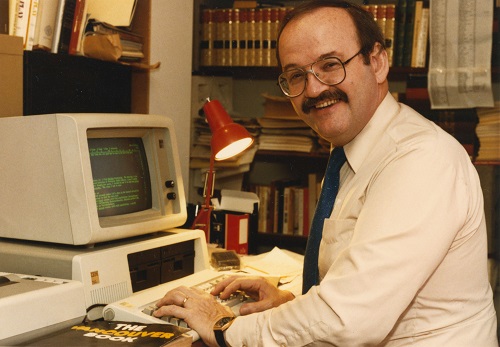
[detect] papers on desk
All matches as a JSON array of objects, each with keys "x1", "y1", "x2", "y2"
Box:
[{"x1": 243, "y1": 247, "x2": 303, "y2": 284}]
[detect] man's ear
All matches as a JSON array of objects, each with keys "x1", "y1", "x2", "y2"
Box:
[{"x1": 370, "y1": 42, "x2": 389, "y2": 84}]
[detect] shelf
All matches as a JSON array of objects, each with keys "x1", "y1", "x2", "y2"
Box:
[
  {"x1": 474, "y1": 160, "x2": 500, "y2": 166},
  {"x1": 250, "y1": 232, "x2": 307, "y2": 255},
  {"x1": 195, "y1": 66, "x2": 428, "y2": 81},
  {"x1": 194, "y1": 66, "x2": 500, "y2": 82},
  {"x1": 255, "y1": 150, "x2": 329, "y2": 159}
]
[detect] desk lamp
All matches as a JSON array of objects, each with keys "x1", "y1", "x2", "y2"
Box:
[{"x1": 191, "y1": 98, "x2": 254, "y2": 240}]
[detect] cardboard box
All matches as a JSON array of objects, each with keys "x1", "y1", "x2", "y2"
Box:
[{"x1": 0, "y1": 34, "x2": 23, "y2": 117}]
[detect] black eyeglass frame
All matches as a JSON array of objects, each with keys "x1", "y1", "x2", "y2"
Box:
[{"x1": 278, "y1": 49, "x2": 362, "y2": 98}]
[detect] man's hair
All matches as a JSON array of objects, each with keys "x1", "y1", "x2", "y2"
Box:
[{"x1": 276, "y1": 0, "x2": 386, "y2": 67}]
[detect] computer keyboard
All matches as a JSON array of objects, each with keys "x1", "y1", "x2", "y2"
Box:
[{"x1": 102, "y1": 269, "x2": 252, "y2": 341}]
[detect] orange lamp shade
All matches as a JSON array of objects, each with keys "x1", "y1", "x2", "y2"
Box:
[{"x1": 203, "y1": 99, "x2": 254, "y2": 160}]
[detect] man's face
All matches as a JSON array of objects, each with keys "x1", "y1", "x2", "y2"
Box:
[{"x1": 278, "y1": 7, "x2": 382, "y2": 146}]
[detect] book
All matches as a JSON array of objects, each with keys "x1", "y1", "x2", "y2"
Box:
[
  {"x1": 68, "y1": 0, "x2": 87, "y2": 55},
  {"x1": 282, "y1": 186, "x2": 294, "y2": 235},
  {"x1": 200, "y1": 8, "x2": 215, "y2": 66},
  {"x1": 50, "y1": 0, "x2": 65, "y2": 53},
  {"x1": 225, "y1": 212, "x2": 250, "y2": 254},
  {"x1": 24, "y1": 0, "x2": 39, "y2": 50},
  {"x1": 56, "y1": 0, "x2": 76, "y2": 53},
  {"x1": 410, "y1": 0, "x2": 423, "y2": 67},
  {"x1": 394, "y1": 0, "x2": 407, "y2": 67},
  {"x1": 411, "y1": 4, "x2": 429, "y2": 68},
  {"x1": 384, "y1": 4, "x2": 396, "y2": 67},
  {"x1": 402, "y1": 0, "x2": 417, "y2": 66},
  {"x1": 32, "y1": 0, "x2": 59, "y2": 51},
  {"x1": 21, "y1": 320, "x2": 192, "y2": 346},
  {"x1": 307, "y1": 172, "x2": 320, "y2": 231},
  {"x1": 12, "y1": 0, "x2": 33, "y2": 48},
  {"x1": 476, "y1": 103, "x2": 500, "y2": 161}
]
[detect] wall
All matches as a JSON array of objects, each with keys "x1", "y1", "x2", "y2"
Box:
[{"x1": 149, "y1": 0, "x2": 194, "y2": 198}]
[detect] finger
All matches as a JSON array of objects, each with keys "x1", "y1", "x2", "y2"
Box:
[
  {"x1": 210, "y1": 275, "x2": 240, "y2": 295},
  {"x1": 238, "y1": 299, "x2": 274, "y2": 315},
  {"x1": 156, "y1": 287, "x2": 190, "y2": 307},
  {"x1": 153, "y1": 304, "x2": 186, "y2": 319}
]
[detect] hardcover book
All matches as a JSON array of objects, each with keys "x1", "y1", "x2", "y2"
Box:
[{"x1": 20, "y1": 320, "x2": 192, "y2": 347}]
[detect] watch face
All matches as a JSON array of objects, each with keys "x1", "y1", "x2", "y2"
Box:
[{"x1": 216, "y1": 317, "x2": 233, "y2": 327}]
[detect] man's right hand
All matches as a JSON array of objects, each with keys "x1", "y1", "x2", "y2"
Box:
[{"x1": 210, "y1": 276, "x2": 295, "y2": 315}]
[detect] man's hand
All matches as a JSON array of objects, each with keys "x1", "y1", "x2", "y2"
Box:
[
  {"x1": 211, "y1": 276, "x2": 295, "y2": 315},
  {"x1": 153, "y1": 285, "x2": 233, "y2": 347}
]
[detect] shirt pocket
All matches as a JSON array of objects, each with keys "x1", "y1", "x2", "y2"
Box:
[{"x1": 319, "y1": 219, "x2": 355, "y2": 277}]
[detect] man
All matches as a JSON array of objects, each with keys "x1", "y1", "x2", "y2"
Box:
[{"x1": 154, "y1": 1, "x2": 497, "y2": 346}]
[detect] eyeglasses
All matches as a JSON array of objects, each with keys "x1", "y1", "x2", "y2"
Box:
[{"x1": 278, "y1": 50, "x2": 362, "y2": 98}]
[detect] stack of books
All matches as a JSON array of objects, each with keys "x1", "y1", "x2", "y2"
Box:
[
  {"x1": 476, "y1": 103, "x2": 500, "y2": 162},
  {"x1": 257, "y1": 93, "x2": 318, "y2": 153}
]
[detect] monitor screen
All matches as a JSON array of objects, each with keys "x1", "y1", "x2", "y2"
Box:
[{"x1": 88, "y1": 138, "x2": 152, "y2": 217}]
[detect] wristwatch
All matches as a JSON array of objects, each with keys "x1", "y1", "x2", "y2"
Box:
[{"x1": 213, "y1": 316, "x2": 235, "y2": 347}]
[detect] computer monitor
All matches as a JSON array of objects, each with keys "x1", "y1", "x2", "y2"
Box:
[{"x1": 0, "y1": 113, "x2": 187, "y2": 245}]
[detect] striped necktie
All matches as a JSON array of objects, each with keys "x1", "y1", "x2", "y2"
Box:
[{"x1": 302, "y1": 147, "x2": 346, "y2": 294}]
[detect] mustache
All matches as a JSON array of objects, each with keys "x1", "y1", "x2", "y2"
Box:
[{"x1": 302, "y1": 90, "x2": 348, "y2": 114}]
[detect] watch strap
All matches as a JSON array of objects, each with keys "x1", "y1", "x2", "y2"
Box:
[{"x1": 214, "y1": 329, "x2": 228, "y2": 347}]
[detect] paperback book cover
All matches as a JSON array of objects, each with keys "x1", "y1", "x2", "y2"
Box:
[{"x1": 20, "y1": 320, "x2": 192, "y2": 347}]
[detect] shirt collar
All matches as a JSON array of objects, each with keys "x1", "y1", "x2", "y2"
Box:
[{"x1": 343, "y1": 92, "x2": 400, "y2": 173}]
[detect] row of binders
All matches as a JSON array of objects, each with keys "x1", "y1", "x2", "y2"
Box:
[
  {"x1": 7, "y1": 0, "x2": 143, "y2": 62},
  {"x1": 199, "y1": 0, "x2": 429, "y2": 69}
]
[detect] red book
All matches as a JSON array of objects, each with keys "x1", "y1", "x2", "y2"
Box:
[
  {"x1": 68, "y1": 0, "x2": 87, "y2": 55},
  {"x1": 225, "y1": 213, "x2": 249, "y2": 254}
]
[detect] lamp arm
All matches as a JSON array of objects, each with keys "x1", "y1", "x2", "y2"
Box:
[{"x1": 191, "y1": 153, "x2": 215, "y2": 240}]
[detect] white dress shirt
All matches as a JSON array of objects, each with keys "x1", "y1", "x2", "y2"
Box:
[{"x1": 226, "y1": 93, "x2": 497, "y2": 346}]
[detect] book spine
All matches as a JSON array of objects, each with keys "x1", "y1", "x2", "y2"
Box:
[
  {"x1": 231, "y1": 8, "x2": 240, "y2": 67},
  {"x1": 385, "y1": 4, "x2": 396, "y2": 67},
  {"x1": 261, "y1": 7, "x2": 271, "y2": 67},
  {"x1": 376, "y1": 5, "x2": 387, "y2": 39},
  {"x1": 33, "y1": 0, "x2": 58, "y2": 51},
  {"x1": 13, "y1": 0, "x2": 32, "y2": 47},
  {"x1": 294, "y1": 187, "x2": 303, "y2": 236},
  {"x1": 213, "y1": 8, "x2": 224, "y2": 66},
  {"x1": 67, "y1": 0, "x2": 84, "y2": 55},
  {"x1": 254, "y1": 8, "x2": 262, "y2": 66},
  {"x1": 270, "y1": 7, "x2": 280, "y2": 67},
  {"x1": 413, "y1": 6, "x2": 429, "y2": 68},
  {"x1": 394, "y1": 0, "x2": 407, "y2": 67},
  {"x1": 200, "y1": 9, "x2": 214, "y2": 66},
  {"x1": 302, "y1": 187, "x2": 310, "y2": 236},
  {"x1": 238, "y1": 8, "x2": 247, "y2": 66},
  {"x1": 410, "y1": 0, "x2": 423, "y2": 67},
  {"x1": 402, "y1": 0, "x2": 416, "y2": 67},
  {"x1": 223, "y1": 8, "x2": 231, "y2": 66},
  {"x1": 247, "y1": 8, "x2": 256, "y2": 66},
  {"x1": 25, "y1": 0, "x2": 39, "y2": 50},
  {"x1": 57, "y1": 0, "x2": 76, "y2": 53},
  {"x1": 51, "y1": 0, "x2": 66, "y2": 53}
]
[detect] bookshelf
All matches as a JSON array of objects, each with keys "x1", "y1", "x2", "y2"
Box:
[
  {"x1": 22, "y1": 0, "x2": 151, "y2": 115},
  {"x1": 192, "y1": 1, "x2": 500, "y2": 255}
]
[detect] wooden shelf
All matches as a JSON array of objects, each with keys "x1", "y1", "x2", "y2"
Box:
[{"x1": 194, "y1": 66, "x2": 500, "y2": 82}]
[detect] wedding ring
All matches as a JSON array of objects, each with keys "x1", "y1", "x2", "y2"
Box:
[{"x1": 181, "y1": 296, "x2": 189, "y2": 307}]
